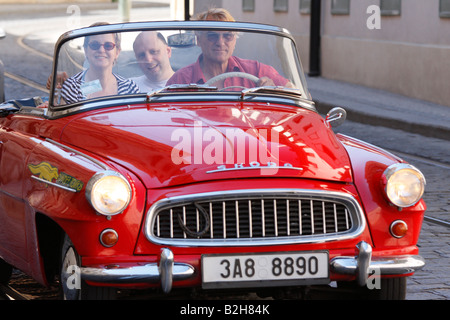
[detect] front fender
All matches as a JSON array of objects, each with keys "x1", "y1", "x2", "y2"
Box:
[
  {"x1": 25, "y1": 139, "x2": 147, "y2": 258},
  {"x1": 338, "y1": 134, "x2": 426, "y2": 249}
]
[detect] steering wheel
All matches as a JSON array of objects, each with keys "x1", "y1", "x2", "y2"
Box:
[{"x1": 205, "y1": 72, "x2": 259, "y2": 87}]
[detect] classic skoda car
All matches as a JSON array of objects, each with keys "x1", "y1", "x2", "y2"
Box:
[{"x1": 0, "y1": 21, "x2": 426, "y2": 300}]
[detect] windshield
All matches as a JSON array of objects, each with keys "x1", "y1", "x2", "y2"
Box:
[{"x1": 51, "y1": 22, "x2": 310, "y2": 108}]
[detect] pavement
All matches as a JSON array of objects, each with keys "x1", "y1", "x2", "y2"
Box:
[{"x1": 307, "y1": 75, "x2": 450, "y2": 141}]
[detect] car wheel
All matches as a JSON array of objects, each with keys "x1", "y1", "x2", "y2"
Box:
[
  {"x1": 373, "y1": 277, "x2": 407, "y2": 300},
  {"x1": 0, "y1": 258, "x2": 12, "y2": 284},
  {"x1": 60, "y1": 234, "x2": 116, "y2": 300}
]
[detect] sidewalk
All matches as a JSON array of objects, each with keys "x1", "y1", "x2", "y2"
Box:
[{"x1": 307, "y1": 76, "x2": 450, "y2": 141}]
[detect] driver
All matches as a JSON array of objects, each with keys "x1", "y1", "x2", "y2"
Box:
[{"x1": 166, "y1": 8, "x2": 293, "y2": 89}]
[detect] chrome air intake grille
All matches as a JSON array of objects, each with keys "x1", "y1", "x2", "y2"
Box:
[{"x1": 145, "y1": 189, "x2": 365, "y2": 247}]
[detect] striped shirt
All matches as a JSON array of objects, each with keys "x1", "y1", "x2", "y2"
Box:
[{"x1": 61, "y1": 70, "x2": 139, "y2": 104}]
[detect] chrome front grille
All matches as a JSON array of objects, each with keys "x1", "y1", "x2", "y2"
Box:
[{"x1": 145, "y1": 189, "x2": 365, "y2": 246}]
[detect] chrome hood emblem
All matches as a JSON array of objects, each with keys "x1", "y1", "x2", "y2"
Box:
[{"x1": 206, "y1": 161, "x2": 303, "y2": 174}]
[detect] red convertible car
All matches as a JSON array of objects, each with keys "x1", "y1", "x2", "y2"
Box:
[{"x1": 0, "y1": 21, "x2": 426, "y2": 300}]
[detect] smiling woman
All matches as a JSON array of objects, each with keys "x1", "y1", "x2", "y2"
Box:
[{"x1": 60, "y1": 23, "x2": 139, "y2": 104}]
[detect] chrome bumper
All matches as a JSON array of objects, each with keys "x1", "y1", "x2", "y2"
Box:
[
  {"x1": 331, "y1": 241, "x2": 425, "y2": 286},
  {"x1": 81, "y1": 242, "x2": 425, "y2": 293},
  {"x1": 81, "y1": 248, "x2": 195, "y2": 293}
]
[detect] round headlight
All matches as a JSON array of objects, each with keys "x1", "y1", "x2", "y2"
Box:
[
  {"x1": 86, "y1": 171, "x2": 131, "y2": 216},
  {"x1": 383, "y1": 164, "x2": 426, "y2": 208}
]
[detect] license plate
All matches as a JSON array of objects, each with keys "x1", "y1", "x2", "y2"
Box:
[{"x1": 202, "y1": 251, "x2": 329, "y2": 289}]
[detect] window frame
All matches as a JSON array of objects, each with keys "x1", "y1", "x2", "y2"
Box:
[
  {"x1": 439, "y1": 0, "x2": 450, "y2": 18},
  {"x1": 274, "y1": 0, "x2": 289, "y2": 12},
  {"x1": 331, "y1": 0, "x2": 350, "y2": 15},
  {"x1": 242, "y1": 0, "x2": 255, "y2": 12},
  {"x1": 300, "y1": 0, "x2": 311, "y2": 14},
  {"x1": 380, "y1": 0, "x2": 401, "y2": 16}
]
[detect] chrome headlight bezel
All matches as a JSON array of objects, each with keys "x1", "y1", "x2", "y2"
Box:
[
  {"x1": 85, "y1": 170, "x2": 132, "y2": 216},
  {"x1": 382, "y1": 163, "x2": 426, "y2": 208}
]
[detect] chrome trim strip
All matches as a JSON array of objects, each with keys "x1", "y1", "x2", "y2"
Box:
[
  {"x1": 299, "y1": 199, "x2": 302, "y2": 235},
  {"x1": 47, "y1": 93, "x2": 315, "y2": 119},
  {"x1": 286, "y1": 199, "x2": 290, "y2": 236},
  {"x1": 261, "y1": 199, "x2": 265, "y2": 237},
  {"x1": 209, "y1": 203, "x2": 214, "y2": 238},
  {"x1": 274, "y1": 199, "x2": 278, "y2": 237},
  {"x1": 144, "y1": 189, "x2": 366, "y2": 247},
  {"x1": 248, "y1": 200, "x2": 252, "y2": 238},
  {"x1": 31, "y1": 176, "x2": 77, "y2": 192},
  {"x1": 222, "y1": 201, "x2": 226, "y2": 239}
]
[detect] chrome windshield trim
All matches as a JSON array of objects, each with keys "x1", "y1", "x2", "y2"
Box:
[
  {"x1": 144, "y1": 189, "x2": 366, "y2": 247},
  {"x1": 55, "y1": 21, "x2": 293, "y2": 44},
  {"x1": 46, "y1": 93, "x2": 317, "y2": 119}
]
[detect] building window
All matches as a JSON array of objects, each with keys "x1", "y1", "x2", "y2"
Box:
[
  {"x1": 274, "y1": 0, "x2": 288, "y2": 12},
  {"x1": 440, "y1": 0, "x2": 450, "y2": 18},
  {"x1": 243, "y1": 0, "x2": 255, "y2": 12},
  {"x1": 380, "y1": 0, "x2": 401, "y2": 16},
  {"x1": 300, "y1": 0, "x2": 311, "y2": 14},
  {"x1": 331, "y1": 0, "x2": 350, "y2": 15}
]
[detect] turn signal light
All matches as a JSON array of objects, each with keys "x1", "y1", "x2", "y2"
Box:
[
  {"x1": 390, "y1": 220, "x2": 408, "y2": 238},
  {"x1": 100, "y1": 229, "x2": 119, "y2": 247}
]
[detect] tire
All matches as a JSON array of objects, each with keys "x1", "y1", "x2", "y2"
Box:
[
  {"x1": 60, "y1": 234, "x2": 116, "y2": 300},
  {"x1": 337, "y1": 277, "x2": 407, "y2": 300},
  {"x1": 0, "y1": 258, "x2": 12, "y2": 284},
  {"x1": 374, "y1": 277, "x2": 407, "y2": 300}
]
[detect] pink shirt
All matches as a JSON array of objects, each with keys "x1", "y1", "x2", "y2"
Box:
[{"x1": 166, "y1": 55, "x2": 289, "y2": 88}]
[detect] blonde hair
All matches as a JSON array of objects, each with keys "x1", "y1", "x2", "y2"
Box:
[
  {"x1": 195, "y1": 8, "x2": 235, "y2": 22},
  {"x1": 83, "y1": 22, "x2": 121, "y2": 51}
]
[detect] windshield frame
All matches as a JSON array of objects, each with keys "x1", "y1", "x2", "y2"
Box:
[{"x1": 48, "y1": 20, "x2": 312, "y2": 118}]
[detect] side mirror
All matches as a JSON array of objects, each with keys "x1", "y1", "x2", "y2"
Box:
[
  {"x1": 0, "y1": 28, "x2": 5, "y2": 39},
  {"x1": 326, "y1": 107, "x2": 347, "y2": 128}
]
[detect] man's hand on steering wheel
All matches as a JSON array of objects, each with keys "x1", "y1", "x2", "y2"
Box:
[{"x1": 257, "y1": 76, "x2": 276, "y2": 87}]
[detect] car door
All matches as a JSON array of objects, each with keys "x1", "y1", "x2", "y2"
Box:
[{"x1": 0, "y1": 113, "x2": 43, "y2": 271}]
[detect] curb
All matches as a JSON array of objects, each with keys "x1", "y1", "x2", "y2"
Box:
[{"x1": 314, "y1": 100, "x2": 450, "y2": 141}]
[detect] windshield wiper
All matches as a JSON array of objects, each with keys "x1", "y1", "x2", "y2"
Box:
[
  {"x1": 240, "y1": 86, "x2": 302, "y2": 100},
  {"x1": 146, "y1": 84, "x2": 217, "y2": 101}
]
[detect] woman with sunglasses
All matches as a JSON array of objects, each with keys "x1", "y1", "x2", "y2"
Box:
[{"x1": 61, "y1": 23, "x2": 139, "y2": 104}]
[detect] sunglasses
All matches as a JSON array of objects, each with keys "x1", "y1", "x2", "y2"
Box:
[
  {"x1": 205, "y1": 32, "x2": 236, "y2": 43},
  {"x1": 88, "y1": 41, "x2": 116, "y2": 51}
]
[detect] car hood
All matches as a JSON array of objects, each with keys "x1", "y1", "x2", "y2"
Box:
[{"x1": 61, "y1": 102, "x2": 352, "y2": 188}]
